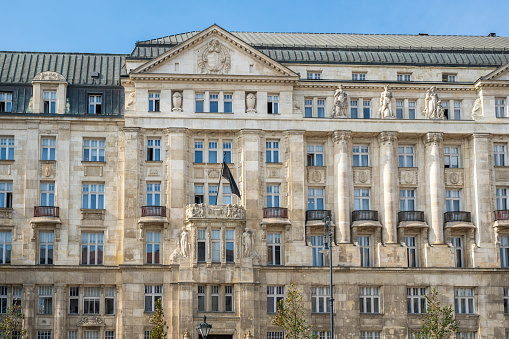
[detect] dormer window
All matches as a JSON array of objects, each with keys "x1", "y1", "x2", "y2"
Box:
[
  {"x1": 307, "y1": 72, "x2": 321, "y2": 80},
  {"x1": 442, "y1": 73, "x2": 456, "y2": 82},
  {"x1": 89, "y1": 95, "x2": 102, "y2": 114},
  {"x1": 0, "y1": 93, "x2": 12, "y2": 112},
  {"x1": 43, "y1": 91, "x2": 56, "y2": 114}
]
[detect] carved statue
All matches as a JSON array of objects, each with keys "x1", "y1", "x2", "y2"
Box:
[
  {"x1": 332, "y1": 85, "x2": 348, "y2": 118},
  {"x1": 27, "y1": 96, "x2": 33, "y2": 113},
  {"x1": 242, "y1": 229, "x2": 253, "y2": 258},
  {"x1": 172, "y1": 92, "x2": 182, "y2": 112},
  {"x1": 423, "y1": 86, "x2": 444, "y2": 119},
  {"x1": 65, "y1": 98, "x2": 70, "y2": 114},
  {"x1": 293, "y1": 98, "x2": 301, "y2": 113},
  {"x1": 246, "y1": 93, "x2": 256, "y2": 113},
  {"x1": 378, "y1": 85, "x2": 393, "y2": 118},
  {"x1": 180, "y1": 227, "x2": 190, "y2": 258},
  {"x1": 126, "y1": 92, "x2": 135, "y2": 110},
  {"x1": 197, "y1": 39, "x2": 231, "y2": 74},
  {"x1": 471, "y1": 98, "x2": 483, "y2": 120}
]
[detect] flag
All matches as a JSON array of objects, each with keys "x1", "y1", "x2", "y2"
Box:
[{"x1": 221, "y1": 161, "x2": 241, "y2": 198}]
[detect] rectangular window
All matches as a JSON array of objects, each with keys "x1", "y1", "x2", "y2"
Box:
[
  {"x1": 144, "y1": 331, "x2": 151, "y2": 339},
  {"x1": 40, "y1": 182, "x2": 55, "y2": 207},
  {"x1": 454, "y1": 288, "x2": 475, "y2": 314},
  {"x1": 0, "y1": 286, "x2": 7, "y2": 314},
  {"x1": 68, "y1": 331, "x2": 78, "y2": 339},
  {"x1": 352, "y1": 73, "x2": 366, "y2": 81},
  {"x1": 405, "y1": 236, "x2": 418, "y2": 267},
  {"x1": 311, "y1": 235, "x2": 325, "y2": 267},
  {"x1": 266, "y1": 140, "x2": 279, "y2": 163},
  {"x1": 37, "y1": 331, "x2": 52, "y2": 339},
  {"x1": 456, "y1": 333, "x2": 476, "y2": 339},
  {"x1": 146, "y1": 183, "x2": 161, "y2": 206},
  {"x1": 494, "y1": 144, "x2": 507, "y2": 167},
  {"x1": 38, "y1": 286, "x2": 53, "y2": 314},
  {"x1": 223, "y1": 141, "x2": 232, "y2": 163},
  {"x1": 41, "y1": 137, "x2": 56, "y2": 161},
  {"x1": 452, "y1": 237, "x2": 464, "y2": 268},
  {"x1": 267, "y1": 185, "x2": 280, "y2": 207},
  {"x1": 363, "y1": 100, "x2": 371, "y2": 118},
  {"x1": 501, "y1": 236, "x2": 509, "y2": 268},
  {"x1": 198, "y1": 285, "x2": 206, "y2": 312},
  {"x1": 267, "y1": 233, "x2": 282, "y2": 266},
  {"x1": 397, "y1": 74, "x2": 411, "y2": 81},
  {"x1": 354, "y1": 189, "x2": 371, "y2": 211},
  {"x1": 209, "y1": 94, "x2": 219, "y2": 113},
  {"x1": 446, "y1": 190, "x2": 461, "y2": 212},
  {"x1": 225, "y1": 230, "x2": 235, "y2": 263},
  {"x1": 497, "y1": 188, "x2": 508, "y2": 210},
  {"x1": 146, "y1": 139, "x2": 161, "y2": 161},
  {"x1": 400, "y1": 189, "x2": 416, "y2": 211},
  {"x1": 267, "y1": 95, "x2": 279, "y2": 114},
  {"x1": 225, "y1": 285, "x2": 233, "y2": 312},
  {"x1": 0, "y1": 231, "x2": 11, "y2": 265},
  {"x1": 311, "y1": 286, "x2": 330, "y2": 313},
  {"x1": 353, "y1": 145, "x2": 369, "y2": 167},
  {"x1": 361, "y1": 332, "x2": 381, "y2": 339},
  {"x1": 146, "y1": 231, "x2": 161, "y2": 264},
  {"x1": 304, "y1": 98, "x2": 325, "y2": 118},
  {"x1": 307, "y1": 72, "x2": 321, "y2": 79},
  {"x1": 211, "y1": 285, "x2": 220, "y2": 311},
  {"x1": 83, "y1": 331, "x2": 99, "y2": 339},
  {"x1": 0, "y1": 182, "x2": 13, "y2": 208},
  {"x1": 83, "y1": 287, "x2": 100, "y2": 315},
  {"x1": 88, "y1": 95, "x2": 102, "y2": 114},
  {"x1": 39, "y1": 231, "x2": 54, "y2": 265},
  {"x1": 197, "y1": 229, "x2": 206, "y2": 263},
  {"x1": 350, "y1": 100, "x2": 358, "y2": 119},
  {"x1": 0, "y1": 137, "x2": 14, "y2": 160},
  {"x1": 268, "y1": 332, "x2": 284, "y2": 339},
  {"x1": 0, "y1": 93, "x2": 12, "y2": 112},
  {"x1": 82, "y1": 184, "x2": 105, "y2": 209},
  {"x1": 208, "y1": 141, "x2": 218, "y2": 163},
  {"x1": 398, "y1": 146, "x2": 414, "y2": 167},
  {"x1": 496, "y1": 98, "x2": 506, "y2": 118},
  {"x1": 195, "y1": 93, "x2": 204, "y2": 112},
  {"x1": 304, "y1": 99, "x2": 313, "y2": 118},
  {"x1": 396, "y1": 101, "x2": 404, "y2": 119},
  {"x1": 144, "y1": 285, "x2": 162, "y2": 312},
  {"x1": 359, "y1": 287, "x2": 380, "y2": 313},
  {"x1": 148, "y1": 92, "x2": 160, "y2": 112},
  {"x1": 408, "y1": 101, "x2": 416, "y2": 119},
  {"x1": 407, "y1": 287, "x2": 426, "y2": 314},
  {"x1": 69, "y1": 286, "x2": 79, "y2": 314},
  {"x1": 43, "y1": 91, "x2": 56, "y2": 114},
  {"x1": 81, "y1": 233, "x2": 104, "y2": 265},
  {"x1": 194, "y1": 141, "x2": 204, "y2": 163},
  {"x1": 442, "y1": 74, "x2": 457, "y2": 82},
  {"x1": 211, "y1": 230, "x2": 221, "y2": 263},
  {"x1": 267, "y1": 286, "x2": 285, "y2": 313},
  {"x1": 307, "y1": 145, "x2": 324, "y2": 166},
  {"x1": 12, "y1": 286, "x2": 22, "y2": 308},
  {"x1": 358, "y1": 236, "x2": 371, "y2": 267},
  {"x1": 452, "y1": 101, "x2": 461, "y2": 120},
  {"x1": 208, "y1": 185, "x2": 218, "y2": 205},
  {"x1": 504, "y1": 288, "x2": 509, "y2": 314},
  {"x1": 442, "y1": 101, "x2": 450, "y2": 119},
  {"x1": 224, "y1": 94, "x2": 233, "y2": 113},
  {"x1": 105, "y1": 331, "x2": 115, "y2": 339},
  {"x1": 194, "y1": 184, "x2": 204, "y2": 204},
  {"x1": 83, "y1": 139, "x2": 105, "y2": 162},
  {"x1": 307, "y1": 188, "x2": 324, "y2": 210}
]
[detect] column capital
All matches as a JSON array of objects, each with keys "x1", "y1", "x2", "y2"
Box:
[
  {"x1": 424, "y1": 132, "x2": 443, "y2": 146},
  {"x1": 333, "y1": 130, "x2": 351, "y2": 144},
  {"x1": 378, "y1": 131, "x2": 398, "y2": 145}
]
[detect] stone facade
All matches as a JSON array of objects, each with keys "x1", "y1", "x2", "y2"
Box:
[{"x1": 1, "y1": 25, "x2": 509, "y2": 338}]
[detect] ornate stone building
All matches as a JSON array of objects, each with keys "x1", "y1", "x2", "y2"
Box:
[{"x1": 1, "y1": 25, "x2": 509, "y2": 338}]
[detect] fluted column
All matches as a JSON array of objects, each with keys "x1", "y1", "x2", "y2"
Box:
[
  {"x1": 379, "y1": 131, "x2": 398, "y2": 244},
  {"x1": 424, "y1": 133, "x2": 444, "y2": 244},
  {"x1": 333, "y1": 130, "x2": 351, "y2": 243}
]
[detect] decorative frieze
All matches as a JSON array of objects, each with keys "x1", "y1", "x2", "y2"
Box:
[
  {"x1": 78, "y1": 316, "x2": 105, "y2": 326},
  {"x1": 424, "y1": 132, "x2": 443, "y2": 146},
  {"x1": 186, "y1": 203, "x2": 246, "y2": 220},
  {"x1": 378, "y1": 131, "x2": 398, "y2": 145},
  {"x1": 84, "y1": 165, "x2": 103, "y2": 177},
  {"x1": 445, "y1": 168, "x2": 464, "y2": 187},
  {"x1": 495, "y1": 167, "x2": 509, "y2": 184}
]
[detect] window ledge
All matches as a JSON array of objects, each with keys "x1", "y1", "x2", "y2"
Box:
[
  {"x1": 146, "y1": 160, "x2": 163, "y2": 163},
  {"x1": 82, "y1": 161, "x2": 106, "y2": 164},
  {"x1": 40, "y1": 160, "x2": 56, "y2": 164},
  {"x1": 0, "y1": 160, "x2": 14, "y2": 164}
]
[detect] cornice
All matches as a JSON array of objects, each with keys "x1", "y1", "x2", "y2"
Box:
[
  {"x1": 129, "y1": 73, "x2": 298, "y2": 84},
  {"x1": 295, "y1": 83, "x2": 477, "y2": 92}
]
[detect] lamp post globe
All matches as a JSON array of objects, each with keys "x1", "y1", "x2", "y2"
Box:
[{"x1": 197, "y1": 316, "x2": 212, "y2": 339}]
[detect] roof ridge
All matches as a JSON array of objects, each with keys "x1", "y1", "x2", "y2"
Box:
[
  {"x1": 231, "y1": 31, "x2": 507, "y2": 38},
  {"x1": 0, "y1": 50, "x2": 129, "y2": 56}
]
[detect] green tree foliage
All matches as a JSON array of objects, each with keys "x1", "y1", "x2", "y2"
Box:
[
  {"x1": 150, "y1": 298, "x2": 169, "y2": 339},
  {"x1": 0, "y1": 304, "x2": 27, "y2": 339},
  {"x1": 415, "y1": 288, "x2": 458, "y2": 339},
  {"x1": 272, "y1": 282, "x2": 313, "y2": 339}
]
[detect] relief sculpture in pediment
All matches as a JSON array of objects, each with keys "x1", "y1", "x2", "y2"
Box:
[{"x1": 198, "y1": 39, "x2": 231, "y2": 75}]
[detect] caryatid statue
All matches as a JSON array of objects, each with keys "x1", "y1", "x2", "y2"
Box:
[
  {"x1": 332, "y1": 85, "x2": 348, "y2": 118},
  {"x1": 378, "y1": 85, "x2": 394, "y2": 118},
  {"x1": 423, "y1": 86, "x2": 444, "y2": 119}
]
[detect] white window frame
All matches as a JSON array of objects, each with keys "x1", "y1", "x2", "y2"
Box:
[
  {"x1": 0, "y1": 182, "x2": 13, "y2": 208},
  {"x1": 311, "y1": 286, "x2": 330, "y2": 313},
  {"x1": 444, "y1": 146, "x2": 461, "y2": 168},
  {"x1": 43, "y1": 91, "x2": 56, "y2": 114},
  {"x1": 68, "y1": 331, "x2": 78, "y2": 339},
  {"x1": 83, "y1": 287, "x2": 101, "y2": 315},
  {"x1": 304, "y1": 98, "x2": 326, "y2": 118},
  {"x1": 496, "y1": 98, "x2": 506, "y2": 118},
  {"x1": 266, "y1": 140, "x2": 280, "y2": 163},
  {"x1": 307, "y1": 145, "x2": 324, "y2": 166},
  {"x1": 407, "y1": 287, "x2": 426, "y2": 314},
  {"x1": 267, "y1": 332, "x2": 284, "y2": 339},
  {"x1": 148, "y1": 92, "x2": 160, "y2": 112},
  {"x1": 83, "y1": 330, "x2": 99, "y2": 339},
  {"x1": 208, "y1": 140, "x2": 218, "y2": 163},
  {"x1": 144, "y1": 285, "x2": 162, "y2": 312},
  {"x1": 146, "y1": 231, "x2": 161, "y2": 264},
  {"x1": 396, "y1": 100, "x2": 404, "y2": 119},
  {"x1": 307, "y1": 188, "x2": 324, "y2": 211},
  {"x1": 211, "y1": 229, "x2": 221, "y2": 263},
  {"x1": 223, "y1": 140, "x2": 232, "y2": 163},
  {"x1": 267, "y1": 286, "x2": 285, "y2": 313},
  {"x1": 37, "y1": 330, "x2": 52, "y2": 339},
  {"x1": 81, "y1": 233, "x2": 104, "y2": 265},
  {"x1": 267, "y1": 233, "x2": 282, "y2": 266},
  {"x1": 146, "y1": 138, "x2": 161, "y2": 161},
  {"x1": 197, "y1": 229, "x2": 207, "y2": 263},
  {"x1": 361, "y1": 332, "x2": 381, "y2": 339},
  {"x1": 38, "y1": 286, "x2": 53, "y2": 315},
  {"x1": 359, "y1": 287, "x2": 380, "y2": 313},
  {"x1": 0, "y1": 137, "x2": 14, "y2": 160},
  {"x1": 83, "y1": 139, "x2": 105, "y2": 162},
  {"x1": 0, "y1": 231, "x2": 11, "y2": 265},
  {"x1": 146, "y1": 182, "x2": 161, "y2": 206},
  {"x1": 211, "y1": 285, "x2": 220, "y2": 312},
  {"x1": 358, "y1": 236, "x2": 372, "y2": 267},
  {"x1": 104, "y1": 331, "x2": 115, "y2": 339},
  {"x1": 354, "y1": 189, "x2": 371, "y2": 211},
  {"x1": 69, "y1": 286, "x2": 79, "y2": 314},
  {"x1": 454, "y1": 287, "x2": 475, "y2": 314},
  {"x1": 501, "y1": 236, "x2": 509, "y2": 268},
  {"x1": 504, "y1": 287, "x2": 509, "y2": 314},
  {"x1": 398, "y1": 146, "x2": 415, "y2": 168},
  {"x1": 88, "y1": 95, "x2": 102, "y2": 114},
  {"x1": 223, "y1": 94, "x2": 233, "y2": 113},
  {"x1": 405, "y1": 236, "x2": 418, "y2": 267},
  {"x1": 0, "y1": 92, "x2": 12, "y2": 112},
  {"x1": 225, "y1": 285, "x2": 234, "y2": 312},
  {"x1": 41, "y1": 137, "x2": 56, "y2": 161},
  {"x1": 400, "y1": 189, "x2": 416, "y2": 212},
  {"x1": 209, "y1": 93, "x2": 219, "y2": 113},
  {"x1": 397, "y1": 73, "x2": 411, "y2": 81},
  {"x1": 39, "y1": 231, "x2": 54, "y2": 265},
  {"x1": 307, "y1": 72, "x2": 321, "y2": 80},
  {"x1": 198, "y1": 285, "x2": 206, "y2": 312},
  {"x1": 195, "y1": 93, "x2": 205, "y2": 112},
  {"x1": 194, "y1": 140, "x2": 204, "y2": 163},
  {"x1": 208, "y1": 185, "x2": 218, "y2": 205},
  {"x1": 353, "y1": 145, "x2": 369, "y2": 167},
  {"x1": 40, "y1": 182, "x2": 55, "y2": 207},
  {"x1": 442, "y1": 73, "x2": 457, "y2": 82},
  {"x1": 225, "y1": 229, "x2": 235, "y2": 263},
  {"x1": 352, "y1": 73, "x2": 367, "y2": 81},
  {"x1": 446, "y1": 189, "x2": 461, "y2": 212},
  {"x1": 267, "y1": 95, "x2": 279, "y2": 114},
  {"x1": 452, "y1": 236, "x2": 464, "y2": 268},
  {"x1": 408, "y1": 101, "x2": 416, "y2": 119},
  {"x1": 82, "y1": 183, "x2": 105, "y2": 209},
  {"x1": 497, "y1": 188, "x2": 508, "y2": 211},
  {"x1": 456, "y1": 333, "x2": 476, "y2": 339},
  {"x1": 311, "y1": 235, "x2": 325, "y2": 267},
  {"x1": 494, "y1": 144, "x2": 507, "y2": 166},
  {"x1": 194, "y1": 184, "x2": 204, "y2": 204}
]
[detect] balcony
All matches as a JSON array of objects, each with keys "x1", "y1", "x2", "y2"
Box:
[
  {"x1": 263, "y1": 207, "x2": 288, "y2": 219},
  {"x1": 494, "y1": 210, "x2": 509, "y2": 230},
  {"x1": 306, "y1": 210, "x2": 331, "y2": 221},
  {"x1": 34, "y1": 206, "x2": 59, "y2": 217},
  {"x1": 495, "y1": 210, "x2": 509, "y2": 221},
  {"x1": 444, "y1": 211, "x2": 471, "y2": 223},
  {"x1": 398, "y1": 211, "x2": 425, "y2": 222},
  {"x1": 352, "y1": 210, "x2": 378, "y2": 222},
  {"x1": 142, "y1": 206, "x2": 167, "y2": 218}
]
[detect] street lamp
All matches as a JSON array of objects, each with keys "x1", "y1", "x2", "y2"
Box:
[
  {"x1": 320, "y1": 215, "x2": 334, "y2": 339},
  {"x1": 197, "y1": 316, "x2": 212, "y2": 339}
]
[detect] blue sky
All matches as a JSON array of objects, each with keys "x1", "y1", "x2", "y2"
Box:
[{"x1": 3, "y1": 0, "x2": 509, "y2": 54}]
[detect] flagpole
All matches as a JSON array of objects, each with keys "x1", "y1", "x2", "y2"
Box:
[{"x1": 216, "y1": 161, "x2": 223, "y2": 205}]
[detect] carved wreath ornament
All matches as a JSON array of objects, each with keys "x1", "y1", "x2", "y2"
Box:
[{"x1": 198, "y1": 39, "x2": 231, "y2": 74}]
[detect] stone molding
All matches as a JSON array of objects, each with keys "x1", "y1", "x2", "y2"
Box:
[
  {"x1": 78, "y1": 316, "x2": 105, "y2": 326},
  {"x1": 445, "y1": 168, "x2": 464, "y2": 187},
  {"x1": 186, "y1": 204, "x2": 245, "y2": 220},
  {"x1": 378, "y1": 131, "x2": 398, "y2": 145},
  {"x1": 333, "y1": 130, "x2": 351, "y2": 144},
  {"x1": 399, "y1": 167, "x2": 418, "y2": 186},
  {"x1": 198, "y1": 39, "x2": 231, "y2": 75},
  {"x1": 495, "y1": 167, "x2": 509, "y2": 184},
  {"x1": 33, "y1": 71, "x2": 67, "y2": 83},
  {"x1": 353, "y1": 167, "x2": 372, "y2": 185},
  {"x1": 307, "y1": 166, "x2": 326, "y2": 184}
]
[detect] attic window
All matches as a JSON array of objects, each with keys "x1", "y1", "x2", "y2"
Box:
[
  {"x1": 442, "y1": 74, "x2": 456, "y2": 82},
  {"x1": 90, "y1": 72, "x2": 100, "y2": 78},
  {"x1": 249, "y1": 64, "x2": 254, "y2": 73},
  {"x1": 307, "y1": 72, "x2": 321, "y2": 80},
  {"x1": 174, "y1": 63, "x2": 179, "y2": 72}
]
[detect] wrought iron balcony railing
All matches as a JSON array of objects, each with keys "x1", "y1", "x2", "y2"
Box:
[
  {"x1": 34, "y1": 206, "x2": 59, "y2": 217},
  {"x1": 494, "y1": 210, "x2": 509, "y2": 221},
  {"x1": 306, "y1": 210, "x2": 332, "y2": 221},
  {"x1": 263, "y1": 207, "x2": 288, "y2": 218},
  {"x1": 352, "y1": 210, "x2": 379, "y2": 222},
  {"x1": 444, "y1": 211, "x2": 471, "y2": 223},
  {"x1": 398, "y1": 211, "x2": 425, "y2": 222},
  {"x1": 141, "y1": 206, "x2": 167, "y2": 217}
]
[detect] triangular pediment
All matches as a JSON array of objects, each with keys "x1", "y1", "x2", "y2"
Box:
[
  {"x1": 483, "y1": 62, "x2": 509, "y2": 80},
  {"x1": 131, "y1": 25, "x2": 298, "y2": 78}
]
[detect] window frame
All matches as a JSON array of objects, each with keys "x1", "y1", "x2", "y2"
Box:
[
  {"x1": 40, "y1": 182, "x2": 55, "y2": 207},
  {"x1": 88, "y1": 94, "x2": 102, "y2": 115},
  {"x1": 0, "y1": 181, "x2": 13, "y2": 208},
  {"x1": 307, "y1": 188, "x2": 325, "y2": 211},
  {"x1": 398, "y1": 146, "x2": 415, "y2": 168},
  {"x1": 353, "y1": 145, "x2": 370, "y2": 167},
  {"x1": 266, "y1": 185, "x2": 281, "y2": 208},
  {"x1": 454, "y1": 287, "x2": 475, "y2": 314},
  {"x1": 267, "y1": 285, "x2": 285, "y2": 313},
  {"x1": 41, "y1": 137, "x2": 56, "y2": 161},
  {"x1": 397, "y1": 73, "x2": 411, "y2": 81},
  {"x1": 0, "y1": 137, "x2": 15, "y2": 160},
  {"x1": 148, "y1": 92, "x2": 160, "y2": 112},
  {"x1": 354, "y1": 188, "x2": 371, "y2": 211},
  {"x1": 81, "y1": 233, "x2": 104, "y2": 265},
  {"x1": 311, "y1": 235, "x2": 325, "y2": 267},
  {"x1": 267, "y1": 95, "x2": 279, "y2": 114},
  {"x1": 407, "y1": 287, "x2": 426, "y2": 314},
  {"x1": 359, "y1": 286, "x2": 380, "y2": 314},
  {"x1": 83, "y1": 138, "x2": 105, "y2": 162},
  {"x1": 39, "y1": 231, "x2": 54, "y2": 265},
  {"x1": 358, "y1": 236, "x2": 372, "y2": 267},
  {"x1": 266, "y1": 140, "x2": 280, "y2": 163},
  {"x1": 146, "y1": 231, "x2": 161, "y2": 265},
  {"x1": 38, "y1": 286, "x2": 53, "y2": 315},
  {"x1": 0, "y1": 231, "x2": 12, "y2": 265},
  {"x1": 444, "y1": 146, "x2": 461, "y2": 168},
  {"x1": 501, "y1": 235, "x2": 509, "y2": 268},
  {"x1": 445, "y1": 189, "x2": 462, "y2": 212},
  {"x1": 146, "y1": 182, "x2": 161, "y2": 206},
  {"x1": 0, "y1": 92, "x2": 12, "y2": 113},
  {"x1": 400, "y1": 189, "x2": 416, "y2": 212},
  {"x1": 404, "y1": 236, "x2": 418, "y2": 267},
  {"x1": 311, "y1": 286, "x2": 330, "y2": 313},
  {"x1": 83, "y1": 287, "x2": 101, "y2": 315},
  {"x1": 494, "y1": 144, "x2": 507, "y2": 167},
  {"x1": 68, "y1": 286, "x2": 79, "y2": 315},
  {"x1": 307, "y1": 144, "x2": 324, "y2": 166},
  {"x1": 146, "y1": 138, "x2": 161, "y2": 162},
  {"x1": 307, "y1": 72, "x2": 322, "y2": 80},
  {"x1": 304, "y1": 98, "x2": 326, "y2": 118},
  {"x1": 144, "y1": 285, "x2": 163, "y2": 313},
  {"x1": 267, "y1": 233, "x2": 282, "y2": 266},
  {"x1": 496, "y1": 98, "x2": 507, "y2": 118},
  {"x1": 451, "y1": 236, "x2": 465, "y2": 268},
  {"x1": 82, "y1": 183, "x2": 105, "y2": 210},
  {"x1": 352, "y1": 73, "x2": 367, "y2": 81},
  {"x1": 43, "y1": 91, "x2": 57, "y2": 114}
]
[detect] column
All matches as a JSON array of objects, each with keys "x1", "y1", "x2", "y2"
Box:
[
  {"x1": 167, "y1": 128, "x2": 188, "y2": 236},
  {"x1": 379, "y1": 131, "x2": 398, "y2": 244},
  {"x1": 424, "y1": 132, "x2": 444, "y2": 244},
  {"x1": 285, "y1": 130, "x2": 305, "y2": 241},
  {"x1": 115, "y1": 285, "x2": 123, "y2": 339},
  {"x1": 24, "y1": 284, "x2": 36, "y2": 339},
  {"x1": 333, "y1": 130, "x2": 351, "y2": 243},
  {"x1": 54, "y1": 284, "x2": 66, "y2": 338},
  {"x1": 239, "y1": 130, "x2": 262, "y2": 231}
]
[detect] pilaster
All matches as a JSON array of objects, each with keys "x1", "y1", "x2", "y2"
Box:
[
  {"x1": 284, "y1": 130, "x2": 305, "y2": 242},
  {"x1": 333, "y1": 130, "x2": 351, "y2": 243},
  {"x1": 379, "y1": 131, "x2": 398, "y2": 244}
]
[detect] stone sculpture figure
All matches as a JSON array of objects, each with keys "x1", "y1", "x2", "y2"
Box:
[
  {"x1": 27, "y1": 96, "x2": 33, "y2": 113},
  {"x1": 246, "y1": 93, "x2": 256, "y2": 113},
  {"x1": 242, "y1": 229, "x2": 253, "y2": 258},
  {"x1": 378, "y1": 85, "x2": 393, "y2": 118},
  {"x1": 65, "y1": 99, "x2": 70, "y2": 113},
  {"x1": 423, "y1": 86, "x2": 444, "y2": 119},
  {"x1": 332, "y1": 85, "x2": 348, "y2": 117},
  {"x1": 471, "y1": 98, "x2": 483, "y2": 120},
  {"x1": 172, "y1": 92, "x2": 182, "y2": 112},
  {"x1": 293, "y1": 98, "x2": 301, "y2": 113},
  {"x1": 180, "y1": 227, "x2": 190, "y2": 258},
  {"x1": 126, "y1": 92, "x2": 136, "y2": 110}
]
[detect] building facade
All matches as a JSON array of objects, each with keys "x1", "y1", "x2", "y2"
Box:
[{"x1": 1, "y1": 25, "x2": 509, "y2": 338}]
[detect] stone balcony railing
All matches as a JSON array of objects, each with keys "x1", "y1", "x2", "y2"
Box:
[
  {"x1": 263, "y1": 207, "x2": 288, "y2": 218},
  {"x1": 186, "y1": 203, "x2": 245, "y2": 220},
  {"x1": 34, "y1": 206, "x2": 59, "y2": 217}
]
